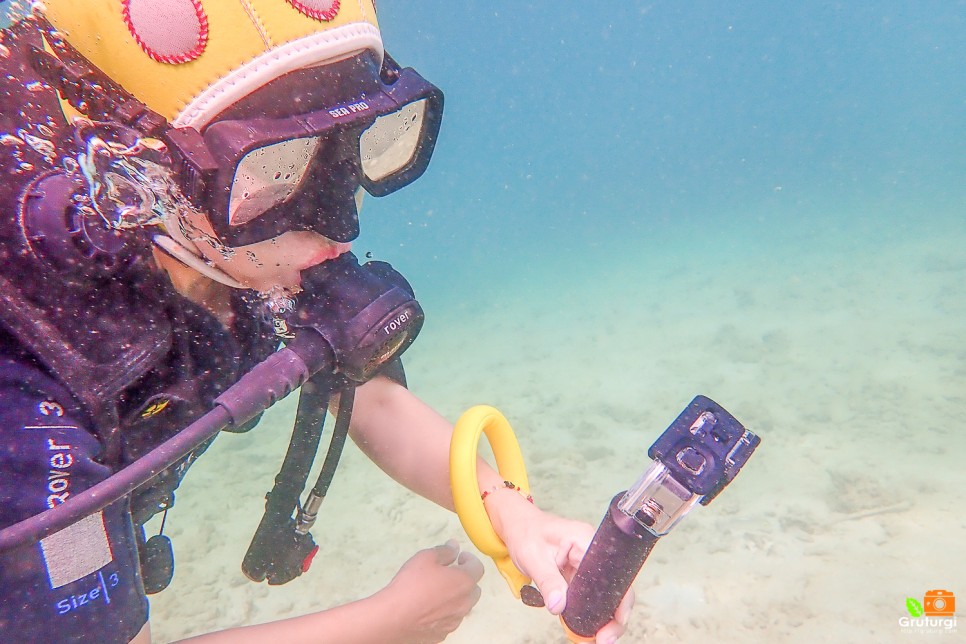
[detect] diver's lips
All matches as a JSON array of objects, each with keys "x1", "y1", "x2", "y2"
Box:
[{"x1": 304, "y1": 241, "x2": 352, "y2": 267}]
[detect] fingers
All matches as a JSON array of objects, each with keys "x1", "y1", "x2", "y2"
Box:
[
  {"x1": 594, "y1": 620, "x2": 625, "y2": 644},
  {"x1": 613, "y1": 587, "x2": 634, "y2": 628},
  {"x1": 526, "y1": 562, "x2": 569, "y2": 615},
  {"x1": 434, "y1": 542, "x2": 483, "y2": 614},
  {"x1": 464, "y1": 582, "x2": 483, "y2": 612},
  {"x1": 430, "y1": 541, "x2": 484, "y2": 588},
  {"x1": 433, "y1": 539, "x2": 460, "y2": 566},
  {"x1": 526, "y1": 537, "x2": 590, "y2": 615},
  {"x1": 455, "y1": 550, "x2": 485, "y2": 583},
  {"x1": 592, "y1": 588, "x2": 634, "y2": 644}
]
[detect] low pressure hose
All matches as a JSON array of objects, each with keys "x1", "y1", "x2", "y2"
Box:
[{"x1": 0, "y1": 334, "x2": 327, "y2": 552}]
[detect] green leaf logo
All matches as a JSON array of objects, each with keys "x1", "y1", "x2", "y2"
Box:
[{"x1": 906, "y1": 597, "x2": 924, "y2": 617}]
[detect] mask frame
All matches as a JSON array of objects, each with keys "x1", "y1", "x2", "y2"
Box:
[
  {"x1": 163, "y1": 53, "x2": 444, "y2": 245},
  {"x1": 30, "y1": 35, "x2": 443, "y2": 246}
]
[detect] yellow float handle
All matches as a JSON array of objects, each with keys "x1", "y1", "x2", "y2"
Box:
[{"x1": 450, "y1": 405, "x2": 531, "y2": 598}]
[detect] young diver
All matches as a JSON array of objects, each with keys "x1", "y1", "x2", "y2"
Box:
[{"x1": 0, "y1": 2, "x2": 632, "y2": 643}]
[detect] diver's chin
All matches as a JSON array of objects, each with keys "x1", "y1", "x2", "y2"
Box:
[
  {"x1": 250, "y1": 278, "x2": 300, "y2": 295},
  {"x1": 241, "y1": 266, "x2": 305, "y2": 293}
]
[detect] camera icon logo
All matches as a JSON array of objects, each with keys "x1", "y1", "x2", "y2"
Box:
[{"x1": 924, "y1": 589, "x2": 956, "y2": 616}]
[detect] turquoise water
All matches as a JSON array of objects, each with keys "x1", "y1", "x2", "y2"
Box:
[
  {"x1": 361, "y1": 2, "x2": 964, "y2": 288},
  {"x1": 150, "y1": 3, "x2": 965, "y2": 642}
]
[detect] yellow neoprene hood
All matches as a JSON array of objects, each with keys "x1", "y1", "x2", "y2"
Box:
[{"x1": 42, "y1": 0, "x2": 381, "y2": 129}]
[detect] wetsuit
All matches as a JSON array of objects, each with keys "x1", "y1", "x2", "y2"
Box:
[
  {"x1": 0, "y1": 298, "x2": 278, "y2": 642},
  {"x1": 0, "y1": 17, "x2": 287, "y2": 643}
]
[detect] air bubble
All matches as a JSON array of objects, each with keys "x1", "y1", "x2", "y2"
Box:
[{"x1": 18, "y1": 129, "x2": 56, "y2": 160}]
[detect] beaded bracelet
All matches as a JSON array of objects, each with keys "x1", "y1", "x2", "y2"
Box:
[{"x1": 481, "y1": 480, "x2": 534, "y2": 504}]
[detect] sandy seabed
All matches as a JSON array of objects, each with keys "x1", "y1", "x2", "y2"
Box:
[{"x1": 150, "y1": 209, "x2": 965, "y2": 643}]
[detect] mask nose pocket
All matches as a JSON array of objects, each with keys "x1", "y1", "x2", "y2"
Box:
[{"x1": 305, "y1": 157, "x2": 361, "y2": 243}]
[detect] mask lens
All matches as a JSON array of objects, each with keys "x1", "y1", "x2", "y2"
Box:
[
  {"x1": 228, "y1": 136, "x2": 322, "y2": 226},
  {"x1": 360, "y1": 99, "x2": 427, "y2": 182}
]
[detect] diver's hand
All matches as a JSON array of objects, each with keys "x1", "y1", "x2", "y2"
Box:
[
  {"x1": 374, "y1": 540, "x2": 484, "y2": 644},
  {"x1": 485, "y1": 492, "x2": 634, "y2": 644}
]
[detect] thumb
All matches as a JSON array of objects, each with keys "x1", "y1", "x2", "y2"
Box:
[{"x1": 527, "y1": 562, "x2": 569, "y2": 615}]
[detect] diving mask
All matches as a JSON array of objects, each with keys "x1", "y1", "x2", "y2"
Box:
[{"x1": 163, "y1": 51, "x2": 443, "y2": 245}]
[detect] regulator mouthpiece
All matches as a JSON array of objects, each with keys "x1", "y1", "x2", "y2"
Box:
[{"x1": 286, "y1": 251, "x2": 424, "y2": 381}]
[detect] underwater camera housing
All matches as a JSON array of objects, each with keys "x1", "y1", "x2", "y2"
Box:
[
  {"x1": 621, "y1": 395, "x2": 760, "y2": 535},
  {"x1": 561, "y1": 396, "x2": 761, "y2": 640}
]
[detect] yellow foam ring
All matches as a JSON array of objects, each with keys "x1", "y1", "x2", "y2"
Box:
[
  {"x1": 41, "y1": 0, "x2": 379, "y2": 124},
  {"x1": 450, "y1": 405, "x2": 531, "y2": 599}
]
